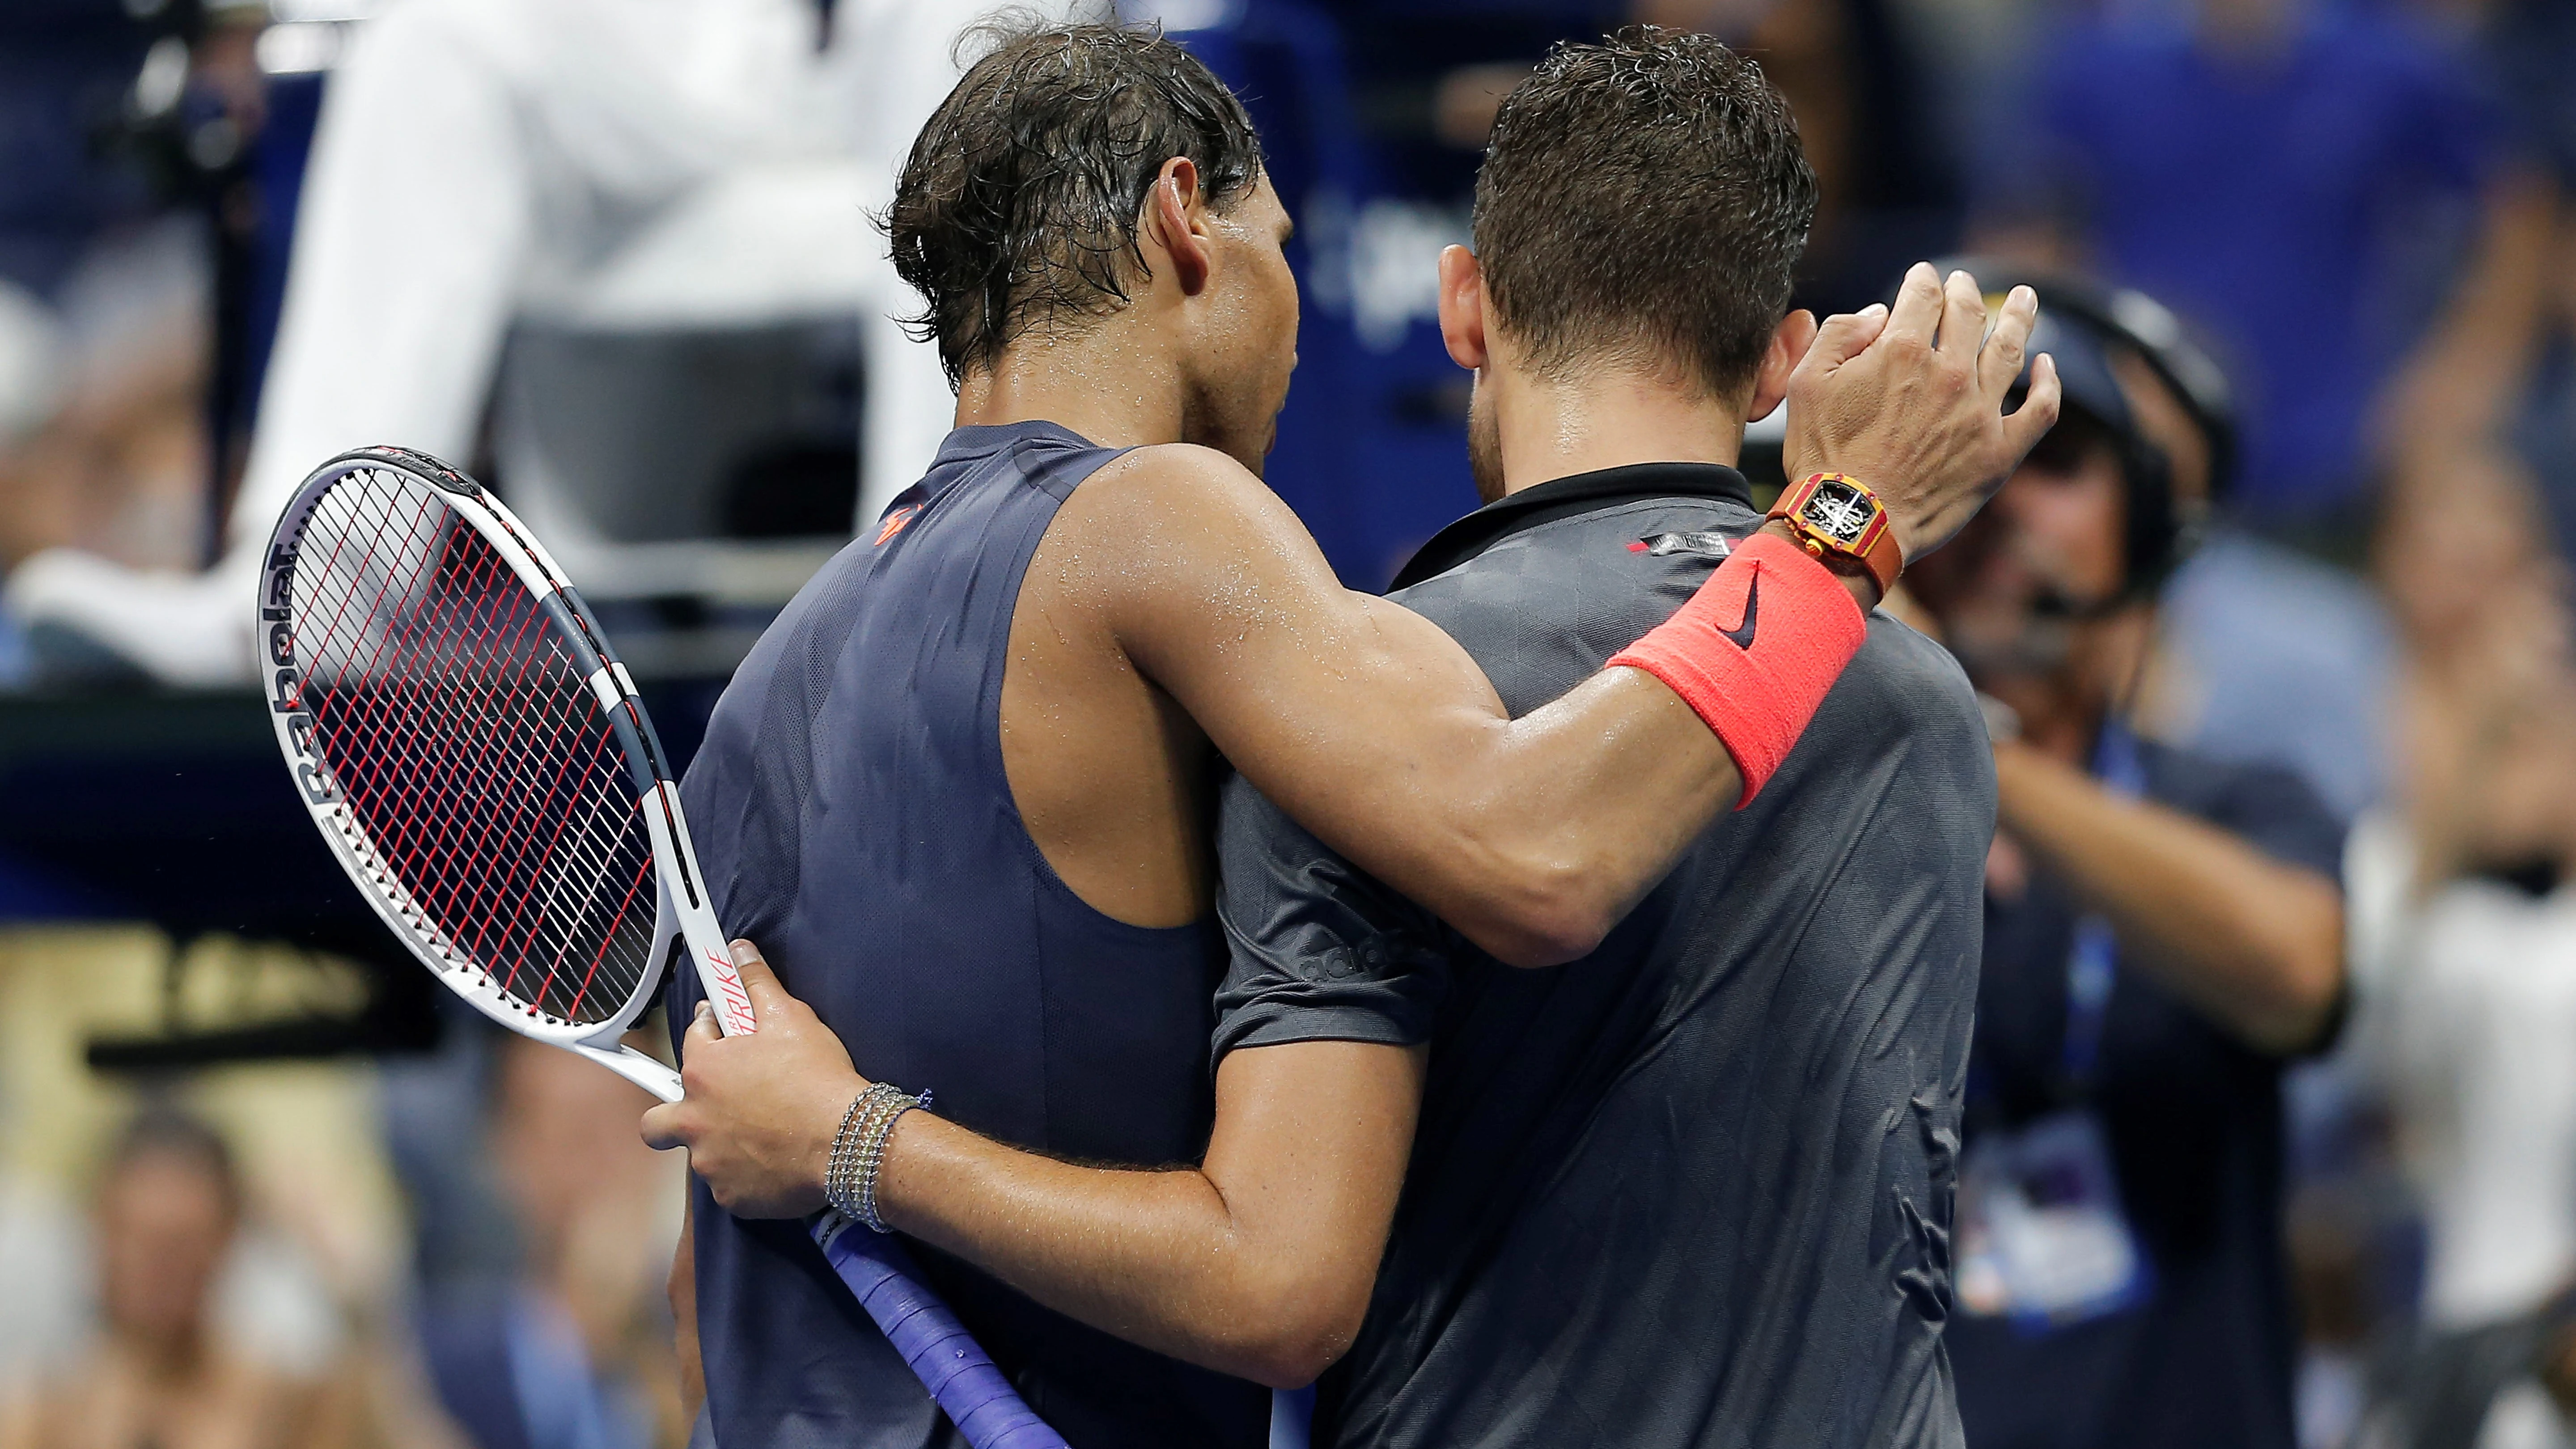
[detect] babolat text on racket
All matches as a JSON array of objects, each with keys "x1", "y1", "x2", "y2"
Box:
[{"x1": 259, "y1": 445, "x2": 1065, "y2": 1449}]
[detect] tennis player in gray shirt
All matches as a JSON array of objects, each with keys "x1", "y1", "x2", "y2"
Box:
[
  {"x1": 1212, "y1": 459, "x2": 1990, "y2": 1448},
  {"x1": 1200, "y1": 37, "x2": 1996, "y2": 1445}
]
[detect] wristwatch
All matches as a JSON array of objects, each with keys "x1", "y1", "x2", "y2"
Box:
[{"x1": 1767, "y1": 472, "x2": 1902, "y2": 597}]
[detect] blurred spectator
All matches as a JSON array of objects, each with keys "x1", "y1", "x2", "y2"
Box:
[
  {"x1": 2156, "y1": 525, "x2": 2394, "y2": 823},
  {"x1": 0, "y1": 281, "x2": 65, "y2": 682},
  {"x1": 1905, "y1": 278, "x2": 2348, "y2": 1449},
  {"x1": 1976, "y1": 0, "x2": 2512, "y2": 529},
  {"x1": 0, "y1": 1107, "x2": 338, "y2": 1449},
  {"x1": 2344, "y1": 456, "x2": 2576, "y2": 1449},
  {"x1": 0, "y1": 221, "x2": 222, "y2": 585},
  {"x1": 418, "y1": 1037, "x2": 686, "y2": 1449},
  {"x1": 0, "y1": 1161, "x2": 87, "y2": 1388},
  {"x1": 0, "y1": 0, "x2": 284, "y2": 593},
  {"x1": 7, "y1": 0, "x2": 1076, "y2": 686},
  {"x1": 1971, "y1": 0, "x2": 2557, "y2": 824},
  {"x1": 2462, "y1": 0, "x2": 2576, "y2": 565}
]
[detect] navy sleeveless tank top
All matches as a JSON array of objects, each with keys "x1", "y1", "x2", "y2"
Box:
[{"x1": 671, "y1": 420, "x2": 1265, "y2": 1449}]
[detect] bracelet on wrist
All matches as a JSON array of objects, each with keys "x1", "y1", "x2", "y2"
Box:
[
  {"x1": 856, "y1": 1086, "x2": 932, "y2": 1233},
  {"x1": 823, "y1": 1090, "x2": 874, "y2": 1219},
  {"x1": 826, "y1": 1084, "x2": 902, "y2": 1220},
  {"x1": 823, "y1": 1080, "x2": 933, "y2": 1233}
]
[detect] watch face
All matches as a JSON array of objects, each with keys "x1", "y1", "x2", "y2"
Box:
[{"x1": 1799, "y1": 477, "x2": 1879, "y2": 547}]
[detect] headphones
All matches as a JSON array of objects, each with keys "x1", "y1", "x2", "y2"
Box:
[{"x1": 1932, "y1": 258, "x2": 2239, "y2": 602}]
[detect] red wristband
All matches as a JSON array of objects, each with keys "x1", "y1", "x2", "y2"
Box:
[{"x1": 1606, "y1": 529, "x2": 1867, "y2": 806}]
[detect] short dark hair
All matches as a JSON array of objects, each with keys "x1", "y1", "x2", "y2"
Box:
[
  {"x1": 1474, "y1": 27, "x2": 1816, "y2": 398},
  {"x1": 886, "y1": 21, "x2": 1266, "y2": 386}
]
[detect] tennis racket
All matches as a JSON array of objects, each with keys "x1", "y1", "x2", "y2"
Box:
[{"x1": 259, "y1": 445, "x2": 1065, "y2": 1449}]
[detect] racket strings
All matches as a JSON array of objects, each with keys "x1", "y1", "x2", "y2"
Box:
[
  {"x1": 309, "y1": 515, "x2": 636, "y2": 1008},
  {"x1": 288, "y1": 467, "x2": 659, "y2": 1027},
  {"x1": 309, "y1": 490, "x2": 653, "y2": 1021}
]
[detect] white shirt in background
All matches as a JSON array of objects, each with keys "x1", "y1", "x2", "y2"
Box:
[
  {"x1": 7, "y1": 0, "x2": 1093, "y2": 683},
  {"x1": 2348, "y1": 810, "x2": 2576, "y2": 1330}
]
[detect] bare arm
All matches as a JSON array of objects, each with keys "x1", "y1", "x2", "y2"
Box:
[
  {"x1": 1992, "y1": 739, "x2": 2345, "y2": 1054},
  {"x1": 1088, "y1": 461, "x2": 1733, "y2": 966},
  {"x1": 1091, "y1": 269, "x2": 2054, "y2": 965},
  {"x1": 645, "y1": 949, "x2": 1421, "y2": 1388},
  {"x1": 877, "y1": 1039, "x2": 1422, "y2": 1387}
]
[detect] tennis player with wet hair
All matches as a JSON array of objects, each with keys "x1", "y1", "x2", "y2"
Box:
[{"x1": 648, "y1": 21, "x2": 2052, "y2": 1448}]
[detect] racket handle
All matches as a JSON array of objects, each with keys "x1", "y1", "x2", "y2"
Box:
[{"x1": 809, "y1": 1213, "x2": 1068, "y2": 1449}]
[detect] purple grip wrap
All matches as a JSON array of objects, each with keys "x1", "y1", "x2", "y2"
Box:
[{"x1": 809, "y1": 1214, "x2": 1068, "y2": 1449}]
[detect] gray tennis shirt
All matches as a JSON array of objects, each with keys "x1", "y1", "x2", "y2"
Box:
[{"x1": 1214, "y1": 462, "x2": 1993, "y2": 1449}]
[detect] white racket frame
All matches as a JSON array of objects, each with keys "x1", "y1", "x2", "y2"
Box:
[{"x1": 258, "y1": 446, "x2": 760, "y2": 1101}]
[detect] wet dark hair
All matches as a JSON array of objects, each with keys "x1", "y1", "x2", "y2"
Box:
[
  {"x1": 1474, "y1": 26, "x2": 1817, "y2": 398},
  {"x1": 102, "y1": 1105, "x2": 241, "y2": 1216},
  {"x1": 886, "y1": 20, "x2": 1266, "y2": 386}
]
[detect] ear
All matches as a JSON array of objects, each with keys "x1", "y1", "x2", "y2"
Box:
[
  {"x1": 1436, "y1": 246, "x2": 1489, "y2": 371},
  {"x1": 1140, "y1": 157, "x2": 1215, "y2": 295},
  {"x1": 1745, "y1": 309, "x2": 1818, "y2": 423}
]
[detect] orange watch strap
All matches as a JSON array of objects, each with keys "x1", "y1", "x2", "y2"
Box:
[
  {"x1": 1767, "y1": 473, "x2": 1902, "y2": 597},
  {"x1": 1860, "y1": 523, "x2": 1902, "y2": 597}
]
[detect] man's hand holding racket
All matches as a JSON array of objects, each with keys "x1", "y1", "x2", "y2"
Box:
[{"x1": 644, "y1": 941, "x2": 869, "y2": 1220}]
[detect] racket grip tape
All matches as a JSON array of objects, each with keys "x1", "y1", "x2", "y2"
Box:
[{"x1": 810, "y1": 1214, "x2": 1068, "y2": 1449}]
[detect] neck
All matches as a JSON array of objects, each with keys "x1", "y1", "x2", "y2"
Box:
[
  {"x1": 954, "y1": 321, "x2": 1188, "y2": 449},
  {"x1": 1488, "y1": 361, "x2": 1749, "y2": 498}
]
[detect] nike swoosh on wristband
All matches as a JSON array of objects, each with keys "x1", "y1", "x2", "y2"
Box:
[{"x1": 1721, "y1": 576, "x2": 1758, "y2": 650}]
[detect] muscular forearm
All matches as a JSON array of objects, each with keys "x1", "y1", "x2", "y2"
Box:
[
  {"x1": 1234, "y1": 522, "x2": 1872, "y2": 969},
  {"x1": 647, "y1": 961, "x2": 1423, "y2": 1396},
  {"x1": 1995, "y1": 741, "x2": 2344, "y2": 1054},
  {"x1": 874, "y1": 1041, "x2": 1421, "y2": 1389},
  {"x1": 1296, "y1": 656, "x2": 1739, "y2": 967},
  {"x1": 877, "y1": 1116, "x2": 1322, "y2": 1384}
]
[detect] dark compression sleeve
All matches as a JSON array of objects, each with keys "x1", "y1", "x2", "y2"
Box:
[{"x1": 1211, "y1": 771, "x2": 1453, "y2": 1063}]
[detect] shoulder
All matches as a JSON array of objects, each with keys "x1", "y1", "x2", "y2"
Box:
[
  {"x1": 1858, "y1": 610, "x2": 1977, "y2": 691},
  {"x1": 1079, "y1": 442, "x2": 1271, "y2": 508},
  {"x1": 1844, "y1": 612, "x2": 1989, "y2": 747},
  {"x1": 1216, "y1": 771, "x2": 1428, "y2": 930},
  {"x1": 1764, "y1": 611, "x2": 1994, "y2": 840},
  {"x1": 1052, "y1": 442, "x2": 1306, "y2": 553},
  {"x1": 1212, "y1": 771, "x2": 1448, "y2": 1058},
  {"x1": 1393, "y1": 497, "x2": 1762, "y2": 710},
  {"x1": 1398, "y1": 496, "x2": 1759, "y2": 622}
]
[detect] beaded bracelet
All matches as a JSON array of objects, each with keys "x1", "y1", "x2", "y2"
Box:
[
  {"x1": 823, "y1": 1091, "x2": 876, "y2": 1219},
  {"x1": 856, "y1": 1085, "x2": 932, "y2": 1233},
  {"x1": 826, "y1": 1084, "x2": 903, "y2": 1220},
  {"x1": 824, "y1": 1081, "x2": 932, "y2": 1233}
]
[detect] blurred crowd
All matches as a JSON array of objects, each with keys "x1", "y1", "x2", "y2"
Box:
[{"x1": 0, "y1": 0, "x2": 2571, "y2": 1447}]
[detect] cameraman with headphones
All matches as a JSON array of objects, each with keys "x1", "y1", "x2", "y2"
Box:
[{"x1": 1902, "y1": 270, "x2": 2348, "y2": 1449}]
